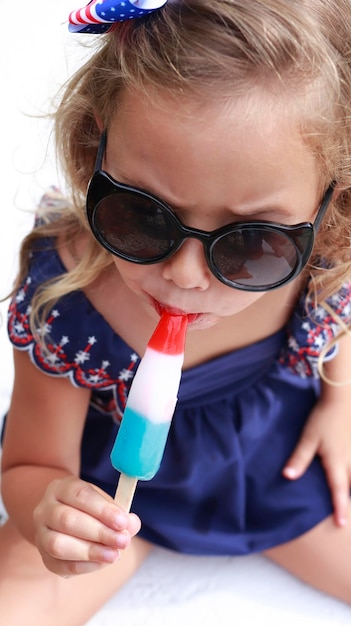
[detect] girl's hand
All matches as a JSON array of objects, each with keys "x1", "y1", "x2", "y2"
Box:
[
  {"x1": 33, "y1": 476, "x2": 141, "y2": 577},
  {"x1": 283, "y1": 399, "x2": 351, "y2": 528}
]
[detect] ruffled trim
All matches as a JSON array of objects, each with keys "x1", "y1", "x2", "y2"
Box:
[
  {"x1": 7, "y1": 259, "x2": 140, "y2": 419},
  {"x1": 279, "y1": 282, "x2": 351, "y2": 378}
]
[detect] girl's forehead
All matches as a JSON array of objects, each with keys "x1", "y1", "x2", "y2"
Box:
[
  {"x1": 105, "y1": 85, "x2": 321, "y2": 219},
  {"x1": 109, "y1": 84, "x2": 316, "y2": 151},
  {"x1": 112, "y1": 79, "x2": 320, "y2": 126},
  {"x1": 108, "y1": 81, "x2": 329, "y2": 191}
]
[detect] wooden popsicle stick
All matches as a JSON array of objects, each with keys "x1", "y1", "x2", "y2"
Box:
[{"x1": 114, "y1": 473, "x2": 138, "y2": 512}]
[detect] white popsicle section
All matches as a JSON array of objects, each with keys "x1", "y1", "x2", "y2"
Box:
[{"x1": 125, "y1": 348, "x2": 184, "y2": 424}]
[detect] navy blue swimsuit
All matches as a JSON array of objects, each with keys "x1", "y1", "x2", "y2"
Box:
[{"x1": 6, "y1": 240, "x2": 351, "y2": 555}]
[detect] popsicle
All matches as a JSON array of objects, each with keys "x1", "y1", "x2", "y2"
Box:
[{"x1": 112, "y1": 312, "x2": 188, "y2": 511}]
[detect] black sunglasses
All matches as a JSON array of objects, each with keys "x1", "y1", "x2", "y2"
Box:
[{"x1": 86, "y1": 131, "x2": 334, "y2": 291}]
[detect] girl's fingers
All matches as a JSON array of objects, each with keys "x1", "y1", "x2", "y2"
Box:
[
  {"x1": 41, "y1": 551, "x2": 114, "y2": 577},
  {"x1": 38, "y1": 528, "x2": 120, "y2": 564},
  {"x1": 45, "y1": 503, "x2": 130, "y2": 549},
  {"x1": 128, "y1": 512, "x2": 142, "y2": 536},
  {"x1": 322, "y1": 461, "x2": 349, "y2": 527},
  {"x1": 32, "y1": 477, "x2": 143, "y2": 577},
  {"x1": 50, "y1": 477, "x2": 129, "y2": 531},
  {"x1": 332, "y1": 489, "x2": 349, "y2": 528},
  {"x1": 282, "y1": 431, "x2": 318, "y2": 479}
]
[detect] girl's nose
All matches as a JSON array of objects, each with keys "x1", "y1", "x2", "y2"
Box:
[{"x1": 161, "y1": 238, "x2": 212, "y2": 291}]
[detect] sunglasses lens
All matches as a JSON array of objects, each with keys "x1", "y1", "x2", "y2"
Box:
[
  {"x1": 93, "y1": 192, "x2": 178, "y2": 260},
  {"x1": 212, "y1": 228, "x2": 299, "y2": 288}
]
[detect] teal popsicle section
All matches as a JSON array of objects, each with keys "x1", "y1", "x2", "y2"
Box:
[{"x1": 111, "y1": 407, "x2": 171, "y2": 480}]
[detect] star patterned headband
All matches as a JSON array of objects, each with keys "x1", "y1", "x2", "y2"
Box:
[{"x1": 69, "y1": 0, "x2": 168, "y2": 34}]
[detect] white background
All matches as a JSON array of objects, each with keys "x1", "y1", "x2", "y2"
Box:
[{"x1": 0, "y1": 2, "x2": 350, "y2": 623}]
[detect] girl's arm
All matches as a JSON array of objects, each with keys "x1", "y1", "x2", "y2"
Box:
[
  {"x1": 1, "y1": 349, "x2": 140, "y2": 576},
  {"x1": 283, "y1": 332, "x2": 351, "y2": 527}
]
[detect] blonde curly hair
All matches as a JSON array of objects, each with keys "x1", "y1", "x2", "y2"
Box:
[{"x1": 13, "y1": 0, "x2": 351, "y2": 339}]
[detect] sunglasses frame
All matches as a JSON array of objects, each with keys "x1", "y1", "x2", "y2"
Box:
[{"x1": 86, "y1": 131, "x2": 335, "y2": 292}]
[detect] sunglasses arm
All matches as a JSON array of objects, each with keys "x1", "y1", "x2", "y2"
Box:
[
  {"x1": 93, "y1": 130, "x2": 107, "y2": 172},
  {"x1": 313, "y1": 184, "x2": 335, "y2": 232}
]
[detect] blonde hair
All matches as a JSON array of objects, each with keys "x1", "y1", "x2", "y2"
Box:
[{"x1": 13, "y1": 0, "x2": 351, "y2": 352}]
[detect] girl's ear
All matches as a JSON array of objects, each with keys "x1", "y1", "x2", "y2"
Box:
[{"x1": 94, "y1": 113, "x2": 104, "y2": 132}]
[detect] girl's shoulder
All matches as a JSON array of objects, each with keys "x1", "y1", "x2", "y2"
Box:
[
  {"x1": 7, "y1": 242, "x2": 140, "y2": 391},
  {"x1": 280, "y1": 280, "x2": 351, "y2": 378}
]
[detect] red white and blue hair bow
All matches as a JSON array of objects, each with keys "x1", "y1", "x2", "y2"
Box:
[{"x1": 69, "y1": 0, "x2": 168, "y2": 33}]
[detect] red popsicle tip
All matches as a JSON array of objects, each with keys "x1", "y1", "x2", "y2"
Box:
[{"x1": 148, "y1": 312, "x2": 188, "y2": 354}]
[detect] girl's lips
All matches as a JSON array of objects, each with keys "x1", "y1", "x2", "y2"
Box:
[
  {"x1": 152, "y1": 299, "x2": 200, "y2": 323},
  {"x1": 150, "y1": 297, "x2": 219, "y2": 330}
]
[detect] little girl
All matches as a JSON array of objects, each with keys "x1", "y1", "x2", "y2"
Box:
[{"x1": 1, "y1": 1, "x2": 351, "y2": 623}]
